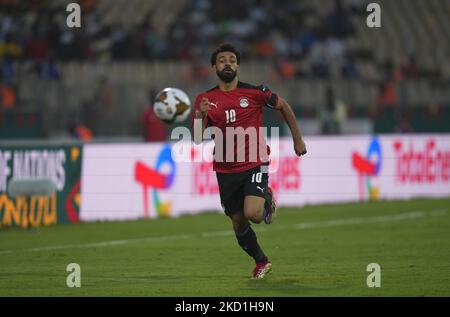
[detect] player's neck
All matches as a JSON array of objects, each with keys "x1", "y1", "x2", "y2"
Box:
[{"x1": 218, "y1": 78, "x2": 239, "y2": 92}]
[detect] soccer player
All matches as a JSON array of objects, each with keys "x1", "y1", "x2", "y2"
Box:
[{"x1": 192, "y1": 44, "x2": 307, "y2": 279}]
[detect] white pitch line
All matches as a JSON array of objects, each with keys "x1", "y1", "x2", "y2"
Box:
[{"x1": 0, "y1": 208, "x2": 447, "y2": 255}]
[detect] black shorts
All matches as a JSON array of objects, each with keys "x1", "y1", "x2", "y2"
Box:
[{"x1": 216, "y1": 164, "x2": 269, "y2": 216}]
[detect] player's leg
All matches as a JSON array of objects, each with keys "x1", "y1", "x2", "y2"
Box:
[
  {"x1": 217, "y1": 171, "x2": 265, "y2": 262},
  {"x1": 243, "y1": 195, "x2": 265, "y2": 224},
  {"x1": 216, "y1": 170, "x2": 272, "y2": 278},
  {"x1": 241, "y1": 165, "x2": 275, "y2": 278},
  {"x1": 235, "y1": 203, "x2": 273, "y2": 279},
  {"x1": 229, "y1": 211, "x2": 268, "y2": 265},
  {"x1": 244, "y1": 165, "x2": 277, "y2": 224}
]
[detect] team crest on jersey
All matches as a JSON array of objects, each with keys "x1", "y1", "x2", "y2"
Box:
[{"x1": 240, "y1": 98, "x2": 249, "y2": 108}]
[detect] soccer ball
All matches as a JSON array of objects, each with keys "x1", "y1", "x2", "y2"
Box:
[{"x1": 153, "y1": 88, "x2": 191, "y2": 124}]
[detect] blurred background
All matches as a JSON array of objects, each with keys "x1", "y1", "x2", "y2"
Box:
[{"x1": 0, "y1": 0, "x2": 449, "y2": 141}]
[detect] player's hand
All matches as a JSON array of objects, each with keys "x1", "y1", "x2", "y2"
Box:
[
  {"x1": 196, "y1": 98, "x2": 211, "y2": 118},
  {"x1": 294, "y1": 138, "x2": 307, "y2": 156}
]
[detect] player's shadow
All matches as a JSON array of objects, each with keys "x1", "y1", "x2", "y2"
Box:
[{"x1": 244, "y1": 278, "x2": 345, "y2": 296}]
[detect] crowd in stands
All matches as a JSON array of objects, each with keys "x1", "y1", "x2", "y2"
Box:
[
  {"x1": 1, "y1": 0, "x2": 448, "y2": 138},
  {"x1": 0, "y1": 0, "x2": 364, "y2": 75},
  {"x1": 2, "y1": 0, "x2": 445, "y2": 84}
]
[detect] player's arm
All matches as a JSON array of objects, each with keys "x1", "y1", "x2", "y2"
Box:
[
  {"x1": 193, "y1": 97, "x2": 211, "y2": 144},
  {"x1": 276, "y1": 96, "x2": 307, "y2": 156}
]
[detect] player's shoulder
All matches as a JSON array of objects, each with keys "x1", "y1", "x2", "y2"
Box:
[
  {"x1": 237, "y1": 81, "x2": 271, "y2": 93},
  {"x1": 204, "y1": 85, "x2": 220, "y2": 94},
  {"x1": 196, "y1": 85, "x2": 219, "y2": 99}
]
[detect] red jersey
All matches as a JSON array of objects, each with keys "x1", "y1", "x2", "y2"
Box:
[{"x1": 192, "y1": 81, "x2": 278, "y2": 173}]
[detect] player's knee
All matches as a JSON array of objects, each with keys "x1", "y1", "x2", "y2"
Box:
[
  {"x1": 230, "y1": 213, "x2": 248, "y2": 232},
  {"x1": 233, "y1": 221, "x2": 248, "y2": 233},
  {"x1": 244, "y1": 206, "x2": 264, "y2": 224}
]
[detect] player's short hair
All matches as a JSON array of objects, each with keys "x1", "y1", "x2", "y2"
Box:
[{"x1": 210, "y1": 43, "x2": 241, "y2": 66}]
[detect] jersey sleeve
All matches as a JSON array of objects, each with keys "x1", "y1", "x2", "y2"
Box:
[
  {"x1": 190, "y1": 94, "x2": 209, "y2": 129},
  {"x1": 258, "y1": 85, "x2": 279, "y2": 109}
]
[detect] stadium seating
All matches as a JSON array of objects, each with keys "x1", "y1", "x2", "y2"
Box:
[{"x1": 1, "y1": 0, "x2": 449, "y2": 137}]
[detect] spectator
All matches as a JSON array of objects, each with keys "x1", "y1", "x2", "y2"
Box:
[
  {"x1": 273, "y1": 58, "x2": 297, "y2": 80},
  {"x1": 141, "y1": 90, "x2": 167, "y2": 142},
  {"x1": 376, "y1": 81, "x2": 396, "y2": 109},
  {"x1": 342, "y1": 55, "x2": 358, "y2": 78},
  {"x1": 402, "y1": 54, "x2": 419, "y2": 79},
  {"x1": 327, "y1": 0, "x2": 354, "y2": 38},
  {"x1": 0, "y1": 84, "x2": 16, "y2": 111},
  {"x1": 320, "y1": 87, "x2": 341, "y2": 134},
  {"x1": 0, "y1": 56, "x2": 15, "y2": 84},
  {"x1": 40, "y1": 53, "x2": 60, "y2": 80},
  {"x1": 70, "y1": 123, "x2": 94, "y2": 141}
]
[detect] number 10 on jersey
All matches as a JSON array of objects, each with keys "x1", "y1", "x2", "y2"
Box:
[{"x1": 225, "y1": 109, "x2": 236, "y2": 123}]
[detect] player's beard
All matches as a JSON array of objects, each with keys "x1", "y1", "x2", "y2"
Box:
[{"x1": 216, "y1": 67, "x2": 237, "y2": 83}]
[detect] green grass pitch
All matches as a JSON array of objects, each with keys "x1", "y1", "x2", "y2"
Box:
[{"x1": 1, "y1": 198, "x2": 449, "y2": 296}]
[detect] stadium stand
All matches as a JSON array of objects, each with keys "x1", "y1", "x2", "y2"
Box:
[{"x1": 0, "y1": 0, "x2": 449, "y2": 138}]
